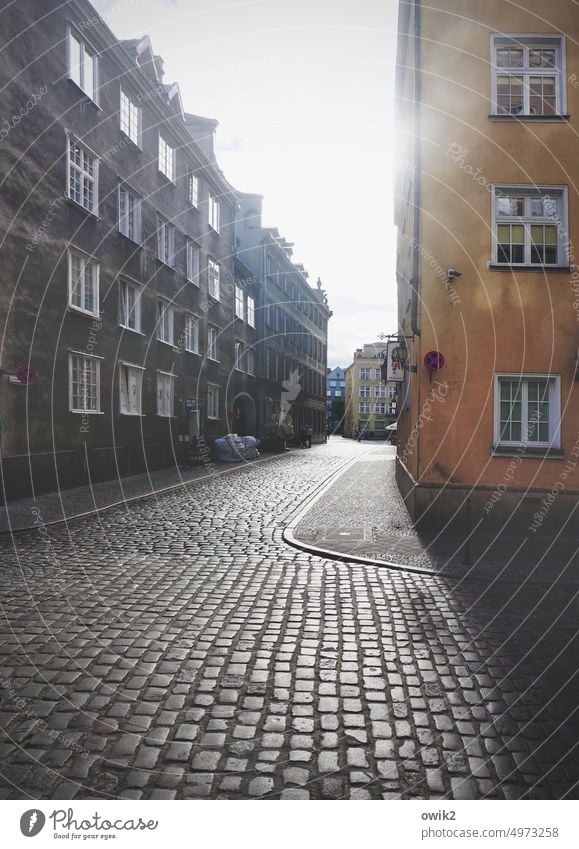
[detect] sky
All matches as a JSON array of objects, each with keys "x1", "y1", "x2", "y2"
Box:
[{"x1": 93, "y1": 0, "x2": 399, "y2": 367}]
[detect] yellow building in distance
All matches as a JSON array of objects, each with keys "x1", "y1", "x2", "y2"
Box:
[{"x1": 344, "y1": 343, "x2": 398, "y2": 439}]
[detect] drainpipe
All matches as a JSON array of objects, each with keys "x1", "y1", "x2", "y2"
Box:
[{"x1": 411, "y1": 0, "x2": 421, "y2": 341}]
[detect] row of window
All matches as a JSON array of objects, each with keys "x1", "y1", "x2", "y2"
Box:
[
  {"x1": 265, "y1": 266, "x2": 326, "y2": 328},
  {"x1": 359, "y1": 368, "x2": 383, "y2": 380},
  {"x1": 68, "y1": 28, "x2": 223, "y2": 230},
  {"x1": 359, "y1": 385, "x2": 397, "y2": 399},
  {"x1": 70, "y1": 353, "x2": 225, "y2": 419},
  {"x1": 265, "y1": 302, "x2": 326, "y2": 363},
  {"x1": 359, "y1": 402, "x2": 395, "y2": 415}
]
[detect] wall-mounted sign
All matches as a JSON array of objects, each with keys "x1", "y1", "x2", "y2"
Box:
[
  {"x1": 424, "y1": 351, "x2": 445, "y2": 371},
  {"x1": 15, "y1": 365, "x2": 36, "y2": 384},
  {"x1": 385, "y1": 341, "x2": 404, "y2": 382}
]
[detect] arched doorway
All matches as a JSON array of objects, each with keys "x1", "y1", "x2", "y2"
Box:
[{"x1": 232, "y1": 393, "x2": 256, "y2": 436}]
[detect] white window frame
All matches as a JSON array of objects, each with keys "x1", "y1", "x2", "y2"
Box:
[
  {"x1": 119, "y1": 278, "x2": 142, "y2": 333},
  {"x1": 157, "y1": 215, "x2": 176, "y2": 266},
  {"x1": 67, "y1": 25, "x2": 98, "y2": 103},
  {"x1": 118, "y1": 184, "x2": 141, "y2": 243},
  {"x1": 119, "y1": 88, "x2": 141, "y2": 146},
  {"x1": 207, "y1": 325, "x2": 219, "y2": 361},
  {"x1": 235, "y1": 286, "x2": 245, "y2": 319},
  {"x1": 493, "y1": 373, "x2": 561, "y2": 450},
  {"x1": 491, "y1": 185, "x2": 568, "y2": 267},
  {"x1": 157, "y1": 298, "x2": 174, "y2": 346},
  {"x1": 246, "y1": 295, "x2": 255, "y2": 328},
  {"x1": 186, "y1": 240, "x2": 200, "y2": 284},
  {"x1": 359, "y1": 368, "x2": 371, "y2": 380},
  {"x1": 234, "y1": 340, "x2": 244, "y2": 371},
  {"x1": 158, "y1": 134, "x2": 176, "y2": 183},
  {"x1": 66, "y1": 134, "x2": 99, "y2": 214},
  {"x1": 207, "y1": 383, "x2": 220, "y2": 419},
  {"x1": 375, "y1": 402, "x2": 386, "y2": 415},
  {"x1": 208, "y1": 193, "x2": 221, "y2": 232},
  {"x1": 246, "y1": 347, "x2": 255, "y2": 376},
  {"x1": 359, "y1": 402, "x2": 371, "y2": 414},
  {"x1": 119, "y1": 362, "x2": 144, "y2": 416},
  {"x1": 188, "y1": 172, "x2": 199, "y2": 207},
  {"x1": 185, "y1": 314, "x2": 200, "y2": 354},
  {"x1": 68, "y1": 248, "x2": 99, "y2": 317},
  {"x1": 490, "y1": 34, "x2": 566, "y2": 117},
  {"x1": 359, "y1": 385, "x2": 371, "y2": 398},
  {"x1": 208, "y1": 259, "x2": 220, "y2": 301},
  {"x1": 157, "y1": 371, "x2": 175, "y2": 417},
  {"x1": 68, "y1": 352, "x2": 101, "y2": 413}
]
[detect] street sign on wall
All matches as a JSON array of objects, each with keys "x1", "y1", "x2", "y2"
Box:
[{"x1": 385, "y1": 341, "x2": 404, "y2": 382}]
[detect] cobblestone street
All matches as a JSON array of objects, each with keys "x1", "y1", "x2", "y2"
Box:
[{"x1": 0, "y1": 441, "x2": 577, "y2": 800}]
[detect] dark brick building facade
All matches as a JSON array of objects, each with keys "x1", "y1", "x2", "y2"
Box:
[{"x1": 0, "y1": 0, "x2": 330, "y2": 501}]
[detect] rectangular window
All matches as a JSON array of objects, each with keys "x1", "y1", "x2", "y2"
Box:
[
  {"x1": 119, "y1": 279, "x2": 141, "y2": 332},
  {"x1": 375, "y1": 402, "x2": 386, "y2": 414},
  {"x1": 235, "y1": 286, "x2": 245, "y2": 319},
  {"x1": 359, "y1": 386, "x2": 371, "y2": 398},
  {"x1": 234, "y1": 341, "x2": 244, "y2": 371},
  {"x1": 185, "y1": 314, "x2": 199, "y2": 354},
  {"x1": 157, "y1": 299, "x2": 174, "y2": 345},
  {"x1": 491, "y1": 35, "x2": 564, "y2": 117},
  {"x1": 208, "y1": 259, "x2": 220, "y2": 300},
  {"x1": 187, "y1": 172, "x2": 199, "y2": 207},
  {"x1": 207, "y1": 325, "x2": 219, "y2": 361},
  {"x1": 69, "y1": 353, "x2": 100, "y2": 412},
  {"x1": 246, "y1": 347, "x2": 255, "y2": 376},
  {"x1": 157, "y1": 216, "x2": 175, "y2": 266},
  {"x1": 207, "y1": 383, "x2": 219, "y2": 419},
  {"x1": 186, "y1": 241, "x2": 200, "y2": 284},
  {"x1": 68, "y1": 249, "x2": 99, "y2": 316},
  {"x1": 359, "y1": 402, "x2": 371, "y2": 414},
  {"x1": 492, "y1": 186, "x2": 567, "y2": 266},
  {"x1": 158, "y1": 135, "x2": 176, "y2": 182},
  {"x1": 246, "y1": 296, "x2": 255, "y2": 328},
  {"x1": 119, "y1": 363, "x2": 143, "y2": 415},
  {"x1": 494, "y1": 374, "x2": 560, "y2": 448},
  {"x1": 157, "y1": 372, "x2": 175, "y2": 417},
  {"x1": 120, "y1": 89, "x2": 140, "y2": 145},
  {"x1": 118, "y1": 185, "x2": 141, "y2": 242},
  {"x1": 360, "y1": 368, "x2": 371, "y2": 380},
  {"x1": 375, "y1": 386, "x2": 386, "y2": 398},
  {"x1": 68, "y1": 28, "x2": 98, "y2": 101},
  {"x1": 67, "y1": 137, "x2": 98, "y2": 213},
  {"x1": 208, "y1": 193, "x2": 220, "y2": 232}
]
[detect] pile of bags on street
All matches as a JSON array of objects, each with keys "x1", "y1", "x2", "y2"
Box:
[{"x1": 212, "y1": 434, "x2": 260, "y2": 462}]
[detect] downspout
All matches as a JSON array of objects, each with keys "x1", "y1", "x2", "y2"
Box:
[{"x1": 411, "y1": 0, "x2": 421, "y2": 340}]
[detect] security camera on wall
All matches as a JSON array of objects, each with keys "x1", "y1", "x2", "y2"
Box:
[{"x1": 447, "y1": 268, "x2": 462, "y2": 279}]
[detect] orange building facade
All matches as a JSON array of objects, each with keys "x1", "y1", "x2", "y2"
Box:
[{"x1": 395, "y1": 0, "x2": 579, "y2": 531}]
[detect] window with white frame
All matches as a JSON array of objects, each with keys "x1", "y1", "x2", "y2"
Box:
[
  {"x1": 157, "y1": 372, "x2": 175, "y2": 417},
  {"x1": 186, "y1": 241, "x2": 200, "y2": 284},
  {"x1": 375, "y1": 386, "x2": 386, "y2": 398},
  {"x1": 187, "y1": 172, "x2": 199, "y2": 207},
  {"x1": 158, "y1": 135, "x2": 176, "y2": 182},
  {"x1": 387, "y1": 385, "x2": 397, "y2": 399},
  {"x1": 375, "y1": 402, "x2": 386, "y2": 414},
  {"x1": 119, "y1": 363, "x2": 143, "y2": 415},
  {"x1": 360, "y1": 368, "x2": 371, "y2": 380},
  {"x1": 157, "y1": 216, "x2": 175, "y2": 266},
  {"x1": 68, "y1": 28, "x2": 98, "y2": 101},
  {"x1": 67, "y1": 137, "x2": 98, "y2": 213},
  {"x1": 185, "y1": 314, "x2": 199, "y2": 354},
  {"x1": 235, "y1": 286, "x2": 245, "y2": 319},
  {"x1": 491, "y1": 35, "x2": 565, "y2": 117},
  {"x1": 492, "y1": 186, "x2": 567, "y2": 266},
  {"x1": 119, "y1": 278, "x2": 141, "y2": 332},
  {"x1": 247, "y1": 295, "x2": 255, "y2": 328},
  {"x1": 246, "y1": 347, "x2": 255, "y2": 376},
  {"x1": 207, "y1": 383, "x2": 219, "y2": 419},
  {"x1": 118, "y1": 185, "x2": 141, "y2": 242},
  {"x1": 207, "y1": 325, "x2": 219, "y2": 361},
  {"x1": 68, "y1": 249, "x2": 99, "y2": 316},
  {"x1": 234, "y1": 341, "x2": 244, "y2": 371},
  {"x1": 359, "y1": 402, "x2": 371, "y2": 414},
  {"x1": 157, "y1": 299, "x2": 174, "y2": 345},
  {"x1": 69, "y1": 353, "x2": 100, "y2": 412},
  {"x1": 208, "y1": 193, "x2": 220, "y2": 232},
  {"x1": 120, "y1": 89, "x2": 140, "y2": 145},
  {"x1": 494, "y1": 374, "x2": 560, "y2": 448},
  {"x1": 359, "y1": 385, "x2": 371, "y2": 398},
  {"x1": 208, "y1": 259, "x2": 220, "y2": 300}
]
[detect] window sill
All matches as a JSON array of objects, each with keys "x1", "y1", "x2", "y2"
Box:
[
  {"x1": 68, "y1": 305, "x2": 100, "y2": 319},
  {"x1": 492, "y1": 446, "x2": 564, "y2": 459},
  {"x1": 187, "y1": 279, "x2": 200, "y2": 287},
  {"x1": 120, "y1": 412, "x2": 146, "y2": 417},
  {"x1": 120, "y1": 325, "x2": 144, "y2": 335},
  {"x1": 67, "y1": 78, "x2": 101, "y2": 110},
  {"x1": 185, "y1": 349, "x2": 200, "y2": 356},
  {"x1": 70, "y1": 409, "x2": 104, "y2": 415},
  {"x1": 157, "y1": 414, "x2": 177, "y2": 418},
  {"x1": 66, "y1": 197, "x2": 99, "y2": 219},
  {"x1": 157, "y1": 339, "x2": 178, "y2": 350},
  {"x1": 207, "y1": 416, "x2": 221, "y2": 420},
  {"x1": 158, "y1": 171, "x2": 176, "y2": 186},
  {"x1": 156, "y1": 258, "x2": 176, "y2": 270},
  {"x1": 488, "y1": 113, "x2": 569, "y2": 122},
  {"x1": 207, "y1": 357, "x2": 220, "y2": 363},
  {"x1": 488, "y1": 264, "x2": 573, "y2": 273},
  {"x1": 119, "y1": 131, "x2": 142, "y2": 152},
  {"x1": 119, "y1": 232, "x2": 143, "y2": 247}
]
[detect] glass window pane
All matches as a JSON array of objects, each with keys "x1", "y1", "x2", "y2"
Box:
[
  {"x1": 511, "y1": 225, "x2": 524, "y2": 243},
  {"x1": 544, "y1": 226, "x2": 557, "y2": 245}
]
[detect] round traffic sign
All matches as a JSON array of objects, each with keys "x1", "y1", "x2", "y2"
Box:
[
  {"x1": 16, "y1": 365, "x2": 36, "y2": 384},
  {"x1": 424, "y1": 351, "x2": 445, "y2": 371}
]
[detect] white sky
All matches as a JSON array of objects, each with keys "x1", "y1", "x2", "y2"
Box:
[{"x1": 93, "y1": 0, "x2": 399, "y2": 367}]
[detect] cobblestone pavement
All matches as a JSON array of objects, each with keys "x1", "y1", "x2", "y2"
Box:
[{"x1": 0, "y1": 440, "x2": 577, "y2": 800}]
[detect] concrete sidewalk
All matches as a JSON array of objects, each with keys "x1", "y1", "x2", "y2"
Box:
[{"x1": 290, "y1": 444, "x2": 578, "y2": 584}]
